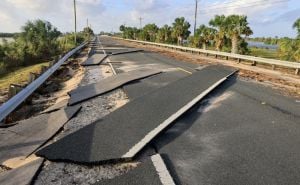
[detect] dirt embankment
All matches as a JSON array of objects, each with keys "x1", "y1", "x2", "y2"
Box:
[
  {"x1": 116, "y1": 39, "x2": 300, "y2": 98},
  {"x1": 4, "y1": 49, "x2": 89, "y2": 123}
]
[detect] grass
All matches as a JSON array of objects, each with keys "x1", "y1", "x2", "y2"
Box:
[
  {"x1": 0, "y1": 62, "x2": 49, "y2": 91},
  {"x1": 249, "y1": 48, "x2": 279, "y2": 60}
]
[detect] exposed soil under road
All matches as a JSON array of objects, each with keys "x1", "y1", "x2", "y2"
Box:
[{"x1": 115, "y1": 39, "x2": 300, "y2": 98}]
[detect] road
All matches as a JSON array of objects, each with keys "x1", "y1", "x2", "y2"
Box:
[
  {"x1": 100, "y1": 36, "x2": 300, "y2": 185},
  {"x1": 2, "y1": 35, "x2": 299, "y2": 185}
]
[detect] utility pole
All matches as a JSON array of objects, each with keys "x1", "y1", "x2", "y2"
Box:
[
  {"x1": 73, "y1": 0, "x2": 77, "y2": 44},
  {"x1": 87, "y1": 18, "x2": 89, "y2": 28},
  {"x1": 194, "y1": 0, "x2": 198, "y2": 35},
  {"x1": 139, "y1": 17, "x2": 143, "y2": 29}
]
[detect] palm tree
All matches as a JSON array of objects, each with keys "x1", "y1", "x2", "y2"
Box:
[
  {"x1": 293, "y1": 18, "x2": 300, "y2": 38},
  {"x1": 195, "y1": 25, "x2": 216, "y2": 49},
  {"x1": 172, "y1": 17, "x2": 191, "y2": 45},
  {"x1": 209, "y1": 15, "x2": 226, "y2": 51},
  {"x1": 143, "y1": 24, "x2": 158, "y2": 42},
  {"x1": 224, "y1": 15, "x2": 253, "y2": 54},
  {"x1": 157, "y1": 25, "x2": 172, "y2": 43}
]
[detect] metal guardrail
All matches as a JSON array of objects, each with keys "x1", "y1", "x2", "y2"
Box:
[
  {"x1": 0, "y1": 42, "x2": 88, "y2": 123},
  {"x1": 113, "y1": 37, "x2": 300, "y2": 75}
]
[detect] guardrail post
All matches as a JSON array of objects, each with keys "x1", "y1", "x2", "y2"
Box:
[
  {"x1": 272, "y1": 65, "x2": 276, "y2": 70},
  {"x1": 237, "y1": 58, "x2": 241, "y2": 63},
  {"x1": 41, "y1": 66, "x2": 48, "y2": 73},
  {"x1": 49, "y1": 60, "x2": 55, "y2": 67},
  {"x1": 28, "y1": 72, "x2": 37, "y2": 83},
  {"x1": 8, "y1": 84, "x2": 23, "y2": 99},
  {"x1": 251, "y1": 61, "x2": 257, "y2": 66},
  {"x1": 215, "y1": 55, "x2": 218, "y2": 59},
  {"x1": 296, "y1": 68, "x2": 299, "y2": 75},
  {"x1": 226, "y1": 56, "x2": 229, "y2": 60}
]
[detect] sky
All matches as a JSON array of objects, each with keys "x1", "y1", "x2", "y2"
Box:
[{"x1": 0, "y1": 0, "x2": 299, "y2": 37}]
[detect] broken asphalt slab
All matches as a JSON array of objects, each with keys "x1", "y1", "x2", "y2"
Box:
[
  {"x1": 95, "y1": 154, "x2": 175, "y2": 185},
  {"x1": 110, "y1": 49, "x2": 144, "y2": 55},
  {"x1": 40, "y1": 99, "x2": 69, "y2": 114},
  {"x1": 0, "y1": 105, "x2": 81, "y2": 164},
  {"x1": 0, "y1": 158, "x2": 43, "y2": 185},
  {"x1": 81, "y1": 54, "x2": 107, "y2": 66},
  {"x1": 36, "y1": 66, "x2": 236, "y2": 164},
  {"x1": 68, "y1": 68, "x2": 162, "y2": 105}
]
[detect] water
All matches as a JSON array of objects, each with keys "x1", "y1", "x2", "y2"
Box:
[
  {"x1": 247, "y1": 41, "x2": 278, "y2": 50},
  {"x1": 0, "y1": 37, "x2": 14, "y2": 45}
]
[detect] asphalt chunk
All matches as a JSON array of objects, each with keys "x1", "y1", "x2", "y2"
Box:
[
  {"x1": 68, "y1": 68, "x2": 162, "y2": 105},
  {"x1": 0, "y1": 158, "x2": 43, "y2": 185},
  {"x1": 36, "y1": 65, "x2": 236, "y2": 164},
  {"x1": 0, "y1": 105, "x2": 81, "y2": 164},
  {"x1": 81, "y1": 54, "x2": 107, "y2": 66},
  {"x1": 40, "y1": 99, "x2": 69, "y2": 114},
  {"x1": 110, "y1": 49, "x2": 144, "y2": 55}
]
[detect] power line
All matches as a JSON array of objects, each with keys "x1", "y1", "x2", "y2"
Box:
[{"x1": 198, "y1": 0, "x2": 288, "y2": 14}]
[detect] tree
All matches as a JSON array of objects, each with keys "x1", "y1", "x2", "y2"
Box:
[
  {"x1": 209, "y1": 15, "x2": 227, "y2": 51},
  {"x1": 18, "y1": 19, "x2": 61, "y2": 62},
  {"x1": 195, "y1": 25, "x2": 216, "y2": 49},
  {"x1": 143, "y1": 24, "x2": 159, "y2": 42},
  {"x1": 278, "y1": 38, "x2": 300, "y2": 62},
  {"x1": 224, "y1": 15, "x2": 253, "y2": 54},
  {"x1": 156, "y1": 25, "x2": 172, "y2": 43},
  {"x1": 83, "y1": 27, "x2": 94, "y2": 36},
  {"x1": 293, "y1": 18, "x2": 300, "y2": 38},
  {"x1": 172, "y1": 17, "x2": 191, "y2": 45}
]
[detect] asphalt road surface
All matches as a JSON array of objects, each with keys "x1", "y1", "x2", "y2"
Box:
[{"x1": 100, "y1": 36, "x2": 300, "y2": 185}]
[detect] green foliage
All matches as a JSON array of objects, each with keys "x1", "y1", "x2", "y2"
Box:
[
  {"x1": 222, "y1": 15, "x2": 253, "y2": 53},
  {"x1": 278, "y1": 38, "x2": 300, "y2": 62},
  {"x1": 249, "y1": 48, "x2": 278, "y2": 59},
  {"x1": 143, "y1": 24, "x2": 159, "y2": 42},
  {"x1": 193, "y1": 25, "x2": 216, "y2": 49},
  {"x1": 0, "y1": 19, "x2": 92, "y2": 74},
  {"x1": 293, "y1": 18, "x2": 300, "y2": 38},
  {"x1": 209, "y1": 15, "x2": 227, "y2": 51},
  {"x1": 156, "y1": 25, "x2": 172, "y2": 43},
  {"x1": 172, "y1": 17, "x2": 191, "y2": 45},
  {"x1": 117, "y1": 16, "x2": 299, "y2": 62},
  {"x1": 119, "y1": 25, "x2": 140, "y2": 40}
]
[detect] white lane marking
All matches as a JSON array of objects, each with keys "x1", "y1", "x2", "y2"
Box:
[
  {"x1": 122, "y1": 72, "x2": 235, "y2": 159},
  {"x1": 98, "y1": 36, "x2": 117, "y2": 75},
  {"x1": 151, "y1": 154, "x2": 176, "y2": 185}
]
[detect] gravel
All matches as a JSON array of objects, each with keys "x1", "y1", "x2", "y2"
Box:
[{"x1": 34, "y1": 61, "x2": 138, "y2": 185}]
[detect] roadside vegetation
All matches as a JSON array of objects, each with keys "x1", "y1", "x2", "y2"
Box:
[
  {"x1": 0, "y1": 19, "x2": 94, "y2": 89},
  {"x1": 119, "y1": 15, "x2": 300, "y2": 62}
]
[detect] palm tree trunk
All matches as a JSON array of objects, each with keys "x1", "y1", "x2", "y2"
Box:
[
  {"x1": 216, "y1": 39, "x2": 222, "y2": 51},
  {"x1": 202, "y1": 42, "x2": 207, "y2": 50},
  {"x1": 231, "y1": 34, "x2": 239, "y2": 54}
]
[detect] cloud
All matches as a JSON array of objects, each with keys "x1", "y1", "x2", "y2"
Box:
[
  {"x1": 0, "y1": 0, "x2": 106, "y2": 32},
  {"x1": 0, "y1": 0, "x2": 296, "y2": 37}
]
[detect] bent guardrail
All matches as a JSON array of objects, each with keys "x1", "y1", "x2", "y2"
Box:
[
  {"x1": 113, "y1": 37, "x2": 300, "y2": 75},
  {"x1": 0, "y1": 42, "x2": 88, "y2": 123}
]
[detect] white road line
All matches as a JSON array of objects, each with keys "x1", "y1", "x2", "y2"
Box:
[
  {"x1": 122, "y1": 72, "x2": 236, "y2": 159},
  {"x1": 98, "y1": 36, "x2": 117, "y2": 75},
  {"x1": 151, "y1": 154, "x2": 176, "y2": 185}
]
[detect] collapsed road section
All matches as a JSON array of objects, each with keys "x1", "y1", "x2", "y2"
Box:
[
  {"x1": 68, "y1": 68, "x2": 162, "y2": 105},
  {"x1": 36, "y1": 65, "x2": 236, "y2": 163}
]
